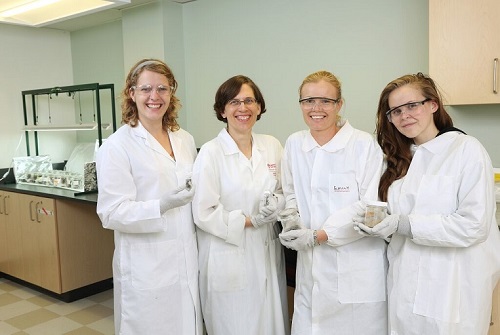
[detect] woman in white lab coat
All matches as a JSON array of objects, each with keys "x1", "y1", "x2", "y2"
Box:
[
  {"x1": 355, "y1": 72, "x2": 500, "y2": 334},
  {"x1": 96, "y1": 59, "x2": 203, "y2": 335},
  {"x1": 279, "y1": 71, "x2": 387, "y2": 334},
  {"x1": 192, "y1": 75, "x2": 290, "y2": 335}
]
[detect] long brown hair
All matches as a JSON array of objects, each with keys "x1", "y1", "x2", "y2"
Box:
[
  {"x1": 121, "y1": 58, "x2": 181, "y2": 132},
  {"x1": 376, "y1": 73, "x2": 453, "y2": 201}
]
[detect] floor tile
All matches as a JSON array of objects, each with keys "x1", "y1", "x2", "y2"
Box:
[
  {"x1": 0, "y1": 293, "x2": 22, "y2": 307},
  {"x1": 0, "y1": 321, "x2": 21, "y2": 335},
  {"x1": 65, "y1": 304, "x2": 113, "y2": 325},
  {"x1": 0, "y1": 278, "x2": 114, "y2": 334},
  {"x1": 24, "y1": 316, "x2": 81, "y2": 335},
  {"x1": 5, "y1": 308, "x2": 59, "y2": 330},
  {"x1": 0, "y1": 300, "x2": 40, "y2": 320}
]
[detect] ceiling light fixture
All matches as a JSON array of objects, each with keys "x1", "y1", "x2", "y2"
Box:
[
  {"x1": 0, "y1": 0, "x2": 61, "y2": 17},
  {"x1": 0, "y1": 0, "x2": 131, "y2": 27}
]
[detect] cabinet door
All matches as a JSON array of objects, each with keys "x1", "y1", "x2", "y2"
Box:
[
  {"x1": 17, "y1": 194, "x2": 61, "y2": 293},
  {"x1": 0, "y1": 192, "x2": 7, "y2": 272},
  {"x1": 429, "y1": 0, "x2": 500, "y2": 105},
  {"x1": 2, "y1": 192, "x2": 23, "y2": 278},
  {"x1": 490, "y1": 281, "x2": 500, "y2": 335}
]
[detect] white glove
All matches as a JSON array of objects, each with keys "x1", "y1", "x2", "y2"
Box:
[
  {"x1": 251, "y1": 192, "x2": 279, "y2": 228},
  {"x1": 160, "y1": 184, "x2": 195, "y2": 213},
  {"x1": 279, "y1": 228, "x2": 316, "y2": 251},
  {"x1": 352, "y1": 202, "x2": 369, "y2": 236},
  {"x1": 355, "y1": 214, "x2": 402, "y2": 241}
]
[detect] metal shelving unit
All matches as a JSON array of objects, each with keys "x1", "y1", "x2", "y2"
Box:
[{"x1": 22, "y1": 83, "x2": 117, "y2": 156}]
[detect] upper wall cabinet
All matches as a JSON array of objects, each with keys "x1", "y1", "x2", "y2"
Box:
[{"x1": 429, "y1": 0, "x2": 500, "y2": 105}]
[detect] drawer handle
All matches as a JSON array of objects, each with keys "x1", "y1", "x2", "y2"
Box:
[
  {"x1": 35, "y1": 201, "x2": 42, "y2": 223},
  {"x1": 494, "y1": 58, "x2": 498, "y2": 94},
  {"x1": 4, "y1": 195, "x2": 8, "y2": 215},
  {"x1": 29, "y1": 200, "x2": 35, "y2": 221}
]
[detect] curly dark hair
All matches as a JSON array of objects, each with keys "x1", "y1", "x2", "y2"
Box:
[{"x1": 121, "y1": 58, "x2": 181, "y2": 131}]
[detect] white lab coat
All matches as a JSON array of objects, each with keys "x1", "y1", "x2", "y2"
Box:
[
  {"x1": 192, "y1": 128, "x2": 290, "y2": 335},
  {"x1": 96, "y1": 122, "x2": 203, "y2": 335},
  {"x1": 386, "y1": 131, "x2": 500, "y2": 335},
  {"x1": 281, "y1": 121, "x2": 388, "y2": 335}
]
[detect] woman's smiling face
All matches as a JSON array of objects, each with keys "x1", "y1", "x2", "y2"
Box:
[
  {"x1": 221, "y1": 83, "x2": 261, "y2": 136},
  {"x1": 300, "y1": 79, "x2": 342, "y2": 135},
  {"x1": 130, "y1": 69, "x2": 171, "y2": 127}
]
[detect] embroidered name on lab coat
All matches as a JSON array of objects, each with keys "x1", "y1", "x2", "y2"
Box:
[
  {"x1": 267, "y1": 163, "x2": 277, "y2": 177},
  {"x1": 333, "y1": 185, "x2": 350, "y2": 192}
]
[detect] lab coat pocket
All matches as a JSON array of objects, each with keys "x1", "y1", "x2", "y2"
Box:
[
  {"x1": 413, "y1": 250, "x2": 460, "y2": 323},
  {"x1": 338, "y1": 249, "x2": 386, "y2": 303},
  {"x1": 130, "y1": 240, "x2": 179, "y2": 290},
  {"x1": 208, "y1": 248, "x2": 247, "y2": 292},
  {"x1": 329, "y1": 173, "x2": 359, "y2": 211}
]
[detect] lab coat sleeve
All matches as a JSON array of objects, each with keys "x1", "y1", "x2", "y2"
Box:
[
  {"x1": 192, "y1": 146, "x2": 245, "y2": 246},
  {"x1": 281, "y1": 142, "x2": 298, "y2": 210},
  {"x1": 409, "y1": 139, "x2": 495, "y2": 247},
  {"x1": 96, "y1": 139, "x2": 166, "y2": 234},
  {"x1": 322, "y1": 136, "x2": 384, "y2": 247},
  {"x1": 272, "y1": 140, "x2": 286, "y2": 211}
]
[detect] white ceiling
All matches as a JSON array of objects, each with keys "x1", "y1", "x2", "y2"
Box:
[{"x1": 0, "y1": 0, "x2": 194, "y2": 32}]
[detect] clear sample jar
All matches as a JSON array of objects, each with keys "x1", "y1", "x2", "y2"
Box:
[{"x1": 364, "y1": 200, "x2": 388, "y2": 227}]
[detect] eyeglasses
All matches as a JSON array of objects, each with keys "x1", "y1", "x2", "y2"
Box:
[
  {"x1": 227, "y1": 97, "x2": 257, "y2": 108},
  {"x1": 131, "y1": 84, "x2": 174, "y2": 96},
  {"x1": 299, "y1": 97, "x2": 340, "y2": 110},
  {"x1": 386, "y1": 98, "x2": 431, "y2": 122}
]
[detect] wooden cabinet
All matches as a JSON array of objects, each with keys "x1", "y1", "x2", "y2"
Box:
[
  {"x1": 429, "y1": 0, "x2": 500, "y2": 105},
  {"x1": 17, "y1": 194, "x2": 60, "y2": 292},
  {"x1": 1, "y1": 191, "x2": 22, "y2": 278},
  {"x1": 0, "y1": 190, "x2": 113, "y2": 298},
  {"x1": 56, "y1": 199, "x2": 113, "y2": 292},
  {"x1": 490, "y1": 282, "x2": 500, "y2": 335},
  {"x1": 0, "y1": 191, "x2": 9, "y2": 271}
]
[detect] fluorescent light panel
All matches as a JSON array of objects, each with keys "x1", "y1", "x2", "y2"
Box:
[{"x1": 0, "y1": 0, "x2": 130, "y2": 27}]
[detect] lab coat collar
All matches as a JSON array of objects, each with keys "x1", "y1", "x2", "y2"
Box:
[
  {"x1": 217, "y1": 128, "x2": 263, "y2": 155},
  {"x1": 130, "y1": 121, "x2": 149, "y2": 139},
  {"x1": 302, "y1": 120, "x2": 354, "y2": 152},
  {"x1": 417, "y1": 131, "x2": 462, "y2": 155},
  {"x1": 131, "y1": 121, "x2": 176, "y2": 159}
]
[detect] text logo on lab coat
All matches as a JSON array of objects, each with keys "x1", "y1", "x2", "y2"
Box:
[
  {"x1": 333, "y1": 185, "x2": 350, "y2": 192},
  {"x1": 267, "y1": 163, "x2": 277, "y2": 177}
]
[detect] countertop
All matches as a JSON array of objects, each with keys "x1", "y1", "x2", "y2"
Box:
[{"x1": 0, "y1": 183, "x2": 97, "y2": 204}]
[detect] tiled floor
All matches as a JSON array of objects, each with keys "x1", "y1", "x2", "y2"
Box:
[{"x1": 0, "y1": 278, "x2": 114, "y2": 335}]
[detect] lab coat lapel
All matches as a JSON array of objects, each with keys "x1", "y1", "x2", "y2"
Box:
[
  {"x1": 217, "y1": 128, "x2": 257, "y2": 171},
  {"x1": 302, "y1": 120, "x2": 354, "y2": 153},
  {"x1": 133, "y1": 121, "x2": 174, "y2": 160}
]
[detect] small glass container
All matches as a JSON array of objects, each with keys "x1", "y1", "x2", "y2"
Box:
[{"x1": 364, "y1": 200, "x2": 388, "y2": 228}]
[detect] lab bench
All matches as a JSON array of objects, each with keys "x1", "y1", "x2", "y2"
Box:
[{"x1": 0, "y1": 183, "x2": 113, "y2": 302}]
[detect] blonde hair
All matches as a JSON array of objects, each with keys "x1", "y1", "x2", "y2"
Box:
[{"x1": 299, "y1": 70, "x2": 342, "y2": 99}]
